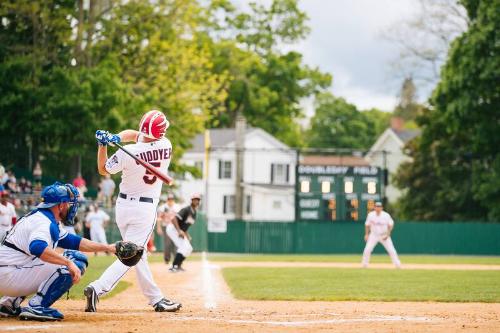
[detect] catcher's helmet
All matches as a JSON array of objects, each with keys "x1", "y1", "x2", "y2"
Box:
[
  {"x1": 37, "y1": 182, "x2": 80, "y2": 225},
  {"x1": 139, "y1": 110, "x2": 169, "y2": 140}
]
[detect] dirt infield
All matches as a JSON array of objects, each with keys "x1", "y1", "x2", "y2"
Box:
[{"x1": 0, "y1": 259, "x2": 499, "y2": 333}]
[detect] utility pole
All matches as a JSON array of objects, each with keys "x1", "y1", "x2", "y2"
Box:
[{"x1": 234, "y1": 114, "x2": 246, "y2": 220}]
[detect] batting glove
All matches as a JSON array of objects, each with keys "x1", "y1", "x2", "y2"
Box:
[
  {"x1": 96, "y1": 130, "x2": 110, "y2": 146},
  {"x1": 107, "y1": 133, "x2": 121, "y2": 145}
]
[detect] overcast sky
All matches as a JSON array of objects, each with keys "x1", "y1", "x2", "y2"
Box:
[{"x1": 233, "y1": 0, "x2": 421, "y2": 113}]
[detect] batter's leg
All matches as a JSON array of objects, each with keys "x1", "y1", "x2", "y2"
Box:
[
  {"x1": 381, "y1": 237, "x2": 401, "y2": 268},
  {"x1": 361, "y1": 234, "x2": 379, "y2": 268}
]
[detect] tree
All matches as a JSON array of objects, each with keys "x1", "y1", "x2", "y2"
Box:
[
  {"x1": 306, "y1": 93, "x2": 389, "y2": 150},
  {"x1": 207, "y1": 0, "x2": 331, "y2": 147},
  {"x1": 394, "y1": 0, "x2": 500, "y2": 221},
  {"x1": 382, "y1": 0, "x2": 469, "y2": 89},
  {"x1": 393, "y1": 77, "x2": 422, "y2": 122}
]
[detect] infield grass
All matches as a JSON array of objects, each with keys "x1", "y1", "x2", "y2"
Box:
[
  {"x1": 68, "y1": 255, "x2": 131, "y2": 300},
  {"x1": 208, "y1": 253, "x2": 500, "y2": 265},
  {"x1": 222, "y1": 267, "x2": 500, "y2": 302}
]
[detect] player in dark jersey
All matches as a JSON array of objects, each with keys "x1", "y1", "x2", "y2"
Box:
[{"x1": 165, "y1": 193, "x2": 201, "y2": 272}]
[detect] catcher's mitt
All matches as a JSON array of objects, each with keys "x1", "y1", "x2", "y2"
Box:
[{"x1": 115, "y1": 241, "x2": 144, "y2": 266}]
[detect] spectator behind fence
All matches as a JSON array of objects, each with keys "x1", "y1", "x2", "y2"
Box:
[
  {"x1": 18, "y1": 177, "x2": 33, "y2": 194},
  {"x1": 0, "y1": 191, "x2": 17, "y2": 241},
  {"x1": 4, "y1": 172, "x2": 19, "y2": 194},
  {"x1": 73, "y1": 172, "x2": 87, "y2": 201},
  {"x1": 98, "y1": 174, "x2": 116, "y2": 208},
  {"x1": 32, "y1": 161, "x2": 42, "y2": 191}
]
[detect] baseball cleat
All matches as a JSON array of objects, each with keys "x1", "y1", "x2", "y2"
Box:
[
  {"x1": 84, "y1": 286, "x2": 99, "y2": 312},
  {"x1": 18, "y1": 306, "x2": 64, "y2": 321},
  {"x1": 168, "y1": 266, "x2": 178, "y2": 273},
  {"x1": 153, "y1": 298, "x2": 182, "y2": 312},
  {"x1": 0, "y1": 304, "x2": 21, "y2": 317}
]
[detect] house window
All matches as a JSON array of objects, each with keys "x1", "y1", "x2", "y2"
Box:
[
  {"x1": 223, "y1": 195, "x2": 235, "y2": 214},
  {"x1": 194, "y1": 161, "x2": 203, "y2": 175},
  {"x1": 245, "y1": 195, "x2": 252, "y2": 214},
  {"x1": 270, "y1": 163, "x2": 290, "y2": 184},
  {"x1": 218, "y1": 160, "x2": 232, "y2": 179}
]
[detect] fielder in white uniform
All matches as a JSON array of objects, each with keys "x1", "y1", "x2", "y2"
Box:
[
  {"x1": 85, "y1": 204, "x2": 110, "y2": 245},
  {"x1": 0, "y1": 182, "x2": 115, "y2": 321},
  {"x1": 0, "y1": 192, "x2": 17, "y2": 242},
  {"x1": 362, "y1": 202, "x2": 401, "y2": 268},
  {"x1": 85, "y1": 110, "x2": 181, "y2": 313}
]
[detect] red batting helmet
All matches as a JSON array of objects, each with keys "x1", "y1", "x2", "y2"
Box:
[{"x1": 139, "y1": 110, "x2": 169, "y2": 140}]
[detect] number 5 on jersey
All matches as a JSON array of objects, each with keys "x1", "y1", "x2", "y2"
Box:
[{"x1": 143, "y1": 162, "x2": 161, "y2": 184}]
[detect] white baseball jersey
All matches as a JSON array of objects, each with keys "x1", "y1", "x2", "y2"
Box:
[
  {"x1": 85, "y1": 210, "x2": 110, "y2": 230},
  {"x1": 0, "y1": 211, "x2": 71, "y2": 267},
  {"x1": 365, "y1": 211, "x2": 394, "y2": 236},
  {"x1": 105, "y1": 137, "x2": 172, "y2": 199},
  {"x1": 0, "y1": 202, "x2": 16, "y2": 228},
  {"x1": 157, "y1": 203, "x2": 181, "y2": 227}
]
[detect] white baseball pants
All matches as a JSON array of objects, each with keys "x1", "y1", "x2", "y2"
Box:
[
  {"x1": 0, "y1": 260, "x2": 62, "y2": 297},
  {"x1": 166, "y1": 224, "x2": 193, "y2": 257},
  {"x1": 89, "y1": 198, "x2": 164, "y2": 306},
  {"x1": 362, "y1": 233, "x2": 401, "y2": 268},
  {"x1": 90, "y1": 226, "x2": 108, "y2": 244}
]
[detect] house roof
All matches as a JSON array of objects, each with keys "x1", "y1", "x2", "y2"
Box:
[
  {"x1": 187, "y1": 127, "x2": 288, "y2": 153},
  {"x1": 365, "y1": 127, "x2": 421, "y2": 160},
  {"x1": 301, "y1": 155, "x2": 369, "y2": 166},
  {"x1": 392, "y1": 129, "x2": 421, "y2": 143}
]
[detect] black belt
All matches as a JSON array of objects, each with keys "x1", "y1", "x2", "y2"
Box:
[{"x1": 119, "y1": 193, "x2": 154, "y2": 203}]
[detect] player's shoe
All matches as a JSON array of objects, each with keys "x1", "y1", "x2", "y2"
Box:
[
  {"x1": 176, "y1": 266, "x2": 186, "y2": 272},
  {"x1": 168, "y1": 266, "x2": 178, "y2": 273},
  {"x1": 18, "y1": 306, "x2": 64, "y2": 321},
  {"x1": 84, "y1": 285, "x2": 99, "y2": 312},
  {"x1": 0, "y1": 304, "x2": 21, "y2": 317},
  {"x1": 153, "y1": 298, "x2": 182, "y2": 312}
]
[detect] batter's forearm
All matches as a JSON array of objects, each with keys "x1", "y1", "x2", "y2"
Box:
[
  {"x1": 117, "y1": 130, "x2": 140, "y2": 143},
  {"x1": 97, "y1": 146, "x2": 108, "y2": 175},
  {"x1": 365, "y1": 225, "x2": 370, "y2": 236}
]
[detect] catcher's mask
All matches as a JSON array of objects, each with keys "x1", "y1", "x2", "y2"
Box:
[{"x1": 37, "y1": 182, "x2": 80, "y2": 225}]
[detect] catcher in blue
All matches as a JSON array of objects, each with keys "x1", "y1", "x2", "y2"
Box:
[{"x1": 0, "y1": 182, "x2": 115, "y2": 321}]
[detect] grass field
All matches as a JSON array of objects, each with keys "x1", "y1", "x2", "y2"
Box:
[
  {"x1": 68, "y1": 255, "x2": 131, "y2": 300},
  {"x1": 207, "y1": 253, "x2": 500, "y2": 265},
  {"x1": 222, "y1": 267, "x2": 500, "y2": 303}
]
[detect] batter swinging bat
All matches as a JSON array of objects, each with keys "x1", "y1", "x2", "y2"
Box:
[{"x1": 112, "y1": 142, "x2": 174, "y2": 185}]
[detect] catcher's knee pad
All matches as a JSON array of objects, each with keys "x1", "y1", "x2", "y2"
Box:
[
  {"x1": 29, "y1": 266, "x2": 73, "y2": 308},
  {"x1": 63, "y1": 250, "x2": 88, "y2": 274}
]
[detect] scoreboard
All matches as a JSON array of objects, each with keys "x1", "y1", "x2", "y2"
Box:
[{"x1": 296, "y1": 165, "x2": 382, "y2": 222}]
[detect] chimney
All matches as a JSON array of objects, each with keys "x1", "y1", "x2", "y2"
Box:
[{"x1": 390, "y1": 117, "x2": 404, "y2": 132}]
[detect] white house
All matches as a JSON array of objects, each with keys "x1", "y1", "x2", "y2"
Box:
[
  {"x1": 177, "y1": 126, "x2": 297, "y2": 225},
  {"x1": 365, "y1": 118, "x2": 420, "y2": 203}
]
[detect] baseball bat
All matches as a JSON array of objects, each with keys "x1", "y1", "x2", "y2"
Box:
[{"x1": 113, "y1": 142, "x2": 174, "y2": 185}]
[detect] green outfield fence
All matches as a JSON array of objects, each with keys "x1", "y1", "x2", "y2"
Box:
[{"x1": 101, "y1": 213, "x2": 500, "y2": 255}]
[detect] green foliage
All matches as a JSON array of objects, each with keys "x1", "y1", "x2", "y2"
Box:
[
  {"x1": 306, "y1": 93, "x2": 390, "y2": 149},
  {"x1": 394, "y1": 0, "x2": 500, "y2": 221},
  {"x1": 0, "y1": 0, "x2": 330, "y2": 182}
]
